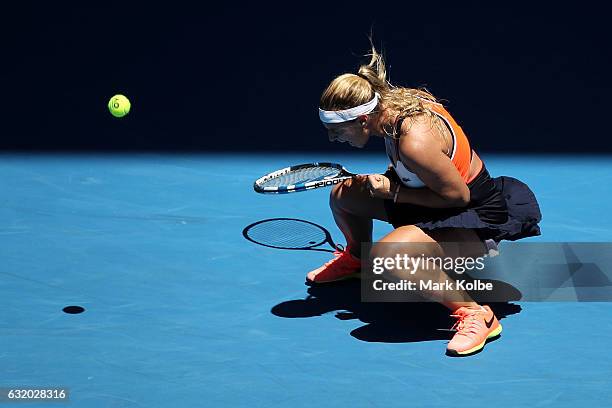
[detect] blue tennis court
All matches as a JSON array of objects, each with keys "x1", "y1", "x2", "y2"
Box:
[{"x1": 1, "y1": 153, "x2": 611, "y2": 407}]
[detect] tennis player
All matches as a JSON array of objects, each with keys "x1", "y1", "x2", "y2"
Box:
[{"x1": 309, "y1": 44, "x2": 542, "y2": 355}]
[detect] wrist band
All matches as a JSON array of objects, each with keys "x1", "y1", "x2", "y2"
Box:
[{"x1": 393, "y1": 184, "x2": 401, "y2": 203}]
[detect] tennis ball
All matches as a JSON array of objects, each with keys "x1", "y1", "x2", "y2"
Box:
[{"x1": 108, "y1": 94, "x2": 131, "y2": 118}]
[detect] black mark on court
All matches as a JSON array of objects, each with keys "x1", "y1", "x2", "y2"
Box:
[{"x1": 63, "y1": 305, "x2": 85, "y2": 314}]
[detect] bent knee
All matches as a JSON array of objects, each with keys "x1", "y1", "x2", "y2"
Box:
[
  {"x1": 329, "y1": 176, "x2": 369, "y2": 210},
  {"x1": 379, "y1": 226, "x2": 434, "y2": 244},
  {"x1": 374, "y1": 226, "x2": 445, "y2": 257}
]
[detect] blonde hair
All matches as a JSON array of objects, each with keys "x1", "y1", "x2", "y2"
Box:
[{"x1": 320, "y1": 42, "x2": 442, "y2": 138}]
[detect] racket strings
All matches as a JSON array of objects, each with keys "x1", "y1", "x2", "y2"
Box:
[
  {"x1": 260, "y1": 166, "x2": 341, "y2": 187},
  {"x1": 245, "y1": 219, "x2": 328, "y2": 249}
]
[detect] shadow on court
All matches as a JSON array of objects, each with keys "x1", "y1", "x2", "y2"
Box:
[
  {"x1": 271, "y1": 279, "x2": 522, "y2": 344},
  {"x1": 244, "y1": 217, "x2": 523, "y2": 344}
]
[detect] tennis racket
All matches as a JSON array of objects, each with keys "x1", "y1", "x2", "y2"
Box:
[
  {"x1": 242, "y1": 218, "x2": 342, "y2": 253},
  {"x1": 253, "y1": 162, "x2": 358, "y2": 194}
]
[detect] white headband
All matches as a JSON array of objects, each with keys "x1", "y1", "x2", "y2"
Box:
[{"x1": 318, "y1": 93, "x2": 380, "y2": 124}]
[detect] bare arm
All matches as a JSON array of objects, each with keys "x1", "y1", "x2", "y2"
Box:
[{"x1": 394, "y1": 117, "x2": 470, "y2": 208}]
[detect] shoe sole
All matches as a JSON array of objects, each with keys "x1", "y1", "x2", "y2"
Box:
[{"x1": 446, "y1": 324, "x2": 503, "y2": 356}]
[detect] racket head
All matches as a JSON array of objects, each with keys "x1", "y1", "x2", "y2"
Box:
[
  {"x1": 242, "y1": 218, "x2": 338, "y2": 251},
  {"x1": 253, "y1": 162, "x2": 350, "y2": 194}
]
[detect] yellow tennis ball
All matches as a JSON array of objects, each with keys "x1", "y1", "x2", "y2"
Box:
[{"x1": 108, "y1": 94, "x2": 131, "y2": 118}]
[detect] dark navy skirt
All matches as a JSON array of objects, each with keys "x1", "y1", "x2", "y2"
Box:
[{"x1": 383, "y1": 166, "x2": 542, "y2": 242}]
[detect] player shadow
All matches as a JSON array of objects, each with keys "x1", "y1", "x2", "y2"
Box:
[
  {"x1": 246, "y1": 217, "x2": 524, "y2": 346},
  {"x1": 271, "y1": 278, "x2": 522, "y2": 344}
]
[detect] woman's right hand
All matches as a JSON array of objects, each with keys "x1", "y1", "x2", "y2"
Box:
[{"x1": 366, "y1": 174, "x2": 396, "y2": 200}]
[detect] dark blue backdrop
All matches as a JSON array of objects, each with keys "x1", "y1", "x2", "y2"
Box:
[{"x1": 2, "y1": 2, "x2": 610, "y2": 152}]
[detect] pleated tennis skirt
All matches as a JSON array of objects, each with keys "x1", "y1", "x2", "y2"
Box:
[{"x1": 383, "y1": 166, "x2": 542, "y2": 242}]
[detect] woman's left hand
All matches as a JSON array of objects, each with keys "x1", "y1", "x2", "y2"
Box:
[{"x1": 366, "y1": 174, "x2": 395, "y2": 199}]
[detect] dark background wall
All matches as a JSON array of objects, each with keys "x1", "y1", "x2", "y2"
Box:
[{"x1": 2, "y1": 2, "x2": 610, "y2": 152}]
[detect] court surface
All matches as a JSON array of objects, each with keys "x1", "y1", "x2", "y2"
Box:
[{"x1": 1, "y1": 153, "x2": 611, "y2": 407}]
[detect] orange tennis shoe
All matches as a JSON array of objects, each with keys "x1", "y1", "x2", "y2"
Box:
[
  {"x1": 446, "y1": 305, "x2": 502, "y2": 356},
  {"x1": 306, "y1": 249, "x2": 361, "y2": 283}
]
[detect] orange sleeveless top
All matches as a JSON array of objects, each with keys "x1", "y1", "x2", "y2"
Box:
[
  {"x1": 387, "y1": 98, "x2": 482, "y2": 185},
  {"x1": 426, "y1": 101, "x2": 481, "y2": 183}
]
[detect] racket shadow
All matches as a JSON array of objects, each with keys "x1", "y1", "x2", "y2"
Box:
[
  {"x1": 242, "y1": 217, "x2": 341, "y2": 253},
  {"x1": 271, "y1": 280, "x2": 522, "y2": 344}
]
